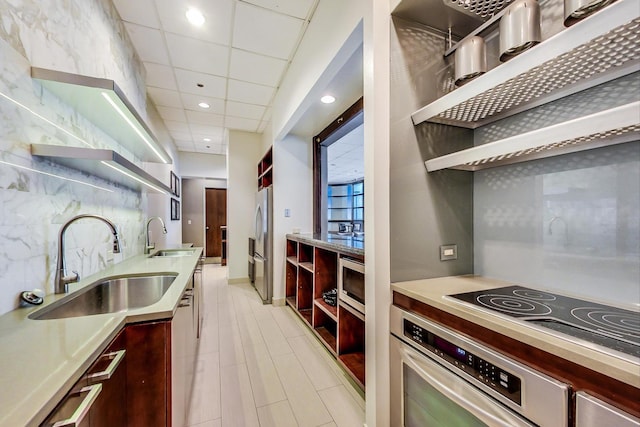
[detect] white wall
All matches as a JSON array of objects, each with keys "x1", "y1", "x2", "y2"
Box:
[
  {"x1": 272, "y1": 135, "x2": 314, "y2": 303},
  {"x1": 227, "y1": 130, "x2": 261, "y2": 280},
  {"x1": 178, "y1": 151, "x2": 227, "y2": 179},
  {"x1": 271, "y1": 0, "x2": 365, "y2": 140}
]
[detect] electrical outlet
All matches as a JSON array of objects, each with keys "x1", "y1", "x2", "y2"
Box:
[
  {"x1": 440, "y1": 244, "x2": 458, "y2": 261},
  {"x1": 284, "y1": 208, "x2": 291, "y2": 217}
]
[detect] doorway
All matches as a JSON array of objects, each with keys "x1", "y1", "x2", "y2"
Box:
[{"x1": 205, "y1": 188, "x2": 227, "y2": 261}]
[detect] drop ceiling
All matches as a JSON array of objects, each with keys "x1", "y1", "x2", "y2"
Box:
[{"x1": 112, "y1": 0, "x2": 319, "y2": 156}]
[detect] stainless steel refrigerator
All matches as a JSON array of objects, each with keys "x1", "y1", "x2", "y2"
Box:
[{"x1": 253, "y1": 186, "x2": 272, "y2": 303}]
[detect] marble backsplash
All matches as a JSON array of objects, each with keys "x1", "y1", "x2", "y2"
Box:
[{"x1": 0, "y1": 0, "x2": 160, "y2": 315}]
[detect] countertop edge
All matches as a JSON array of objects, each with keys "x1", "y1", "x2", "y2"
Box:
[{"x1": 286, "y1": 233, "x2": 365, "y2": 258}]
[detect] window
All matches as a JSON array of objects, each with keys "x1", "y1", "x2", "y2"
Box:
[{"x1": 327, "y1": 181, "x2": 364, "y2": 234}]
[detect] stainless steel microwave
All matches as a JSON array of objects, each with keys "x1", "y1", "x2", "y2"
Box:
[{"x1": 338, "y1": 257, "x2": 365, "y2": 314}]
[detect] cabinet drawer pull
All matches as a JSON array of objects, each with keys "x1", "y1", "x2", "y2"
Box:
[
  {"x1": 86, "y1": 349, "x2": 125, "y2": 383},
  {"x1": 52, "y1": 383, "x2": 102, "y2": 427}
]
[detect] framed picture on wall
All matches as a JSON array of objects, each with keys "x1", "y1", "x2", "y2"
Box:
[
  {"x1": 170, "y1": 171, "x2": 180, "y2": 197},
  {"x1": 171, "y1": 198, "x2": 180, "y2": 221}
]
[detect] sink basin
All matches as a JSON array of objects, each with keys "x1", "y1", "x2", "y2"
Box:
[
  {"x1": 151, "y1": 249, "x2": 196, "y2": 257},
  {"x1": 29, "y1": 274, "x2": 177, "y2": 320}
]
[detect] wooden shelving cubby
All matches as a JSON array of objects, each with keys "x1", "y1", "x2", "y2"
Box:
[
  {"x1": 286, "y1": 239, "x2": 298, "y2": 263},
  {"x1": 286, "y1": 260, "x2": 297, "y2": 309},
  {"x1": 297, "y1": 267, "x2": 313, "y2": 325},
  {"x1": 338, "y1": 302, "x2": 365, "y2": 388},
  {"x1": 298, "y1": 243, "x2": 314, "y2": 272},
  {"x1": 313, "y1": 307, "x2": 337, "y2": 353},
  {"x1": 285, "y1": 237, "x2": 365, "y2": 390},
  {"x1": 257, "y1": 147, "x2": 273, "y2": 190}
]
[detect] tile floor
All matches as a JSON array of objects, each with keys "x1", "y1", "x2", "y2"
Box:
[{"x1": 187, "y1": 264, "x2": 365, "y2": 427}]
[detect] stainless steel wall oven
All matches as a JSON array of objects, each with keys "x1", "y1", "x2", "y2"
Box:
[{"x1": 390, "y1": 306, "x2": 570, "y2": 426}]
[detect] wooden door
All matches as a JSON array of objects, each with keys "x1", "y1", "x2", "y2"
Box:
[{"x1": 205, "y1": 188, "x2": 227, "y2": 258}]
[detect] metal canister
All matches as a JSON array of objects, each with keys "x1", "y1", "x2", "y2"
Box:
[
  {"x1": 499, "y1": 0, "x2": 541, "y2": 61},
  {"x1": 455, "y1": 36, "x2": 487, "y2": 86}
]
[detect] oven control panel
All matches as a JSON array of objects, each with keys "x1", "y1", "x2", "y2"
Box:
[{"x1": 404, "y1": 319, "x2": 522, "y2": 404}]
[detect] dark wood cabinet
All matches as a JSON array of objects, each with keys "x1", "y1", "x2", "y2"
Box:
[
  {"x1": 125, "y1": 321, "x2": 170, "y2": 427},
  {"x1": 285, "y1": 237, "x2": 365, "y2": 389},
  {"x1": 87, "y1": 330, "x2": 127, "y2": 427},
  {"x1": 41, "y1": 330, "x2": 127, "y2": 427}
]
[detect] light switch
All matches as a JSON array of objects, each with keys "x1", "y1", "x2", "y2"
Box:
[
  {"x1": 284, "y1": 208, "x2": 291, "y2": 217},
  {"x1": 188, "y1": 219, "x2": 192, "y2": 225},
  {"x1": 440, "y1": 244, "x2": 458, "y2": 261}
]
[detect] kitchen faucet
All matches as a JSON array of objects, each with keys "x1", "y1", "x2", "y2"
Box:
[
  {"x1": 55, "y1": 214, "x2": 121, "y2": 294},
  {"x1": 145, "y1": 216, "x2": 167, "y2": 254}
]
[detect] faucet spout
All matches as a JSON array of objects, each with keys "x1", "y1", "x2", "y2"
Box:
[
  {"x1": 55, "y1": 214, "x2": 120, "y2": 294},
  {"x1": 145, "y1": 216, "x2": 167, "y2": 254}
]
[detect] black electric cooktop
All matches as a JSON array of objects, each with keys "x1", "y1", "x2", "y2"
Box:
[{"x1": 450, "y1": 286, "x2": 640, "y2": 359}]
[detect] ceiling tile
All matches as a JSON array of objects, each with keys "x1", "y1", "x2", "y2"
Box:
[
  {"x1": 123, "y1": 23, "x2": 170, "y2": 64},
  {"x1": 181, "y1": 93, "x2": 225, "y2": 115},
  {"x1": 189, "y1": 124, "x2": 226, "y2": 135},
  {"x1": 186, "y1": 111, "x2": 225, "y2": 127},
  {"x1": 155, "y1": 0, "x2": 234, "y2": 45},
  {"x1": 225, "y1": 101, "x2": 266, "y2": 120},
  {"x1": 164, "y1": 120, "x2": 191, "y2": 132},
  {"x1": 229, "y1": 49, "x2": 287, "y2": 87},
  {"x1": 156, "y1": 106, "x2": 187, "y2": 122},
  {"x1": 174, "y1": 69, "x2": 226, "y2": 98},
  {"x1": 227, "y1": 79, "x2": 275, "y2": 105},
  {"x1": 144, "y1": 62, "x2": 177, "y2": 90},
  {"x1": 113, "y1": 0, "x2": 161, "y2": 28},
  {"x1": 170, "y1": 131, "x2": 192, "y2": 140},
  {"x1": 166, "y1": 33, "x2": 229, "y2": 76},
  {"x1": 225, "y1": 116, "x2": 259, "y2": 132},
  {"x1": 232, "y1": 2, "x2": 304, "y2": 59},
  {"x1": 147, "y1": 87, "x2": 183, "y2": 107},
  {"x1": 175, "y1": 140, "x2": 196, "y2": 150},
  {"x1": 240, "y1": 0, "x2": 316, "y2": 19}
]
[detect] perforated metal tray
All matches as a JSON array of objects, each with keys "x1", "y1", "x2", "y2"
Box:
[
  {"x1": 424, "y1": 102, "x2": 640, "y2": 171},
  {"x1": 412, "y1": 0, "x2": 640, "y2": 128}
]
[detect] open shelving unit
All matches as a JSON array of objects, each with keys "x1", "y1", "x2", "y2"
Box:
[
  {"x1": 412, "y1": 0, "x2": 640, "y2": 172},
  {"x1": 31, "y1": 67, "x2": 171, "y2": 164},
  {"x1": 257, "y1": 147, "x2": 273, "y2": 190},
  {"x1": 285, "y1": 237, "x2": 365, "y2": 389}
]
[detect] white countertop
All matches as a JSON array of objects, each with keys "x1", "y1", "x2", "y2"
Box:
[
  {"x1": 0, "y1": 247, "x2": 203, "y2": 427},
  {"x1": 391, "y1": 275, "x2": 640, "y2": 389}
]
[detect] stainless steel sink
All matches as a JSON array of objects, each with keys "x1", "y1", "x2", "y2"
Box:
[
  {"x1": 29, "y1": 274, "x2": 177, "y2": 320},
  {"x1": 151, "y1": 249, "x2": 196, "y2": 257}
]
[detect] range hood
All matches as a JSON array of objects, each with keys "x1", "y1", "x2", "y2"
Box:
[
  {"x1": 31, "y1": 144, "x2": 173, "y2": 194},
  {"x1": 31, "y1": 67, "x2": 171, "y2": 164}
]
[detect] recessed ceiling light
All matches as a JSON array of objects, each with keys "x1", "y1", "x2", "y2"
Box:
[
  {"x1": 203, "y1": 137, "x2": 211, "y2": 142},
  {"x1": 321, "y1": 95, "x2": 336, "y2": 104},
  {"x1": 198, "y1": 102, "x2": 210, "y2": 109},
  {"x1": 186, "y1": 8, "x2": 205, "y2": 26}
]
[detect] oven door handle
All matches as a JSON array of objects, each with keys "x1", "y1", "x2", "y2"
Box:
[{"x1": 402, "y1": 345, "x2": 536, "y2": 427}]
